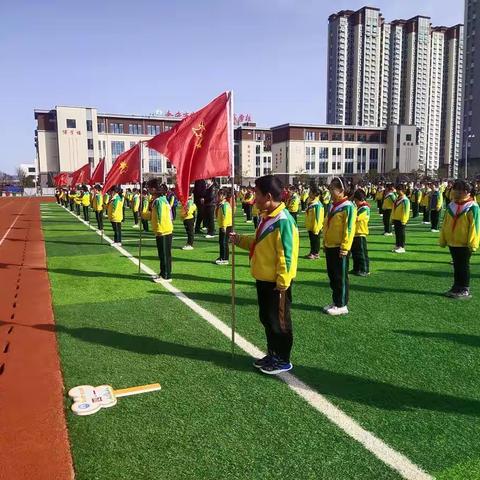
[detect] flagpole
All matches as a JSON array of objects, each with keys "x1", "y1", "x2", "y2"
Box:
[
  {"x1": 101, "y1": 158, "x2": 105, "y2": 244},
  {"x1": 229, "y1": 90, "x2": 236, "y2": 358},
  {"x1": 138, "y1": 142, "x2": 143, "y2": 274}
]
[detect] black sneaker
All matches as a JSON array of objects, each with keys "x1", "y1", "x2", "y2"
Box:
[
  {"x1": 253, "y1": 355, "x2": 273, "y2": 369},
  {"x1": 260, "y1": 357, "x2": 293, "y2": 375}
]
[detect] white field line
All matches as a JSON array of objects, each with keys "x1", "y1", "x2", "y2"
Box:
[
  {"x1": 0, "y1": 199, "x2": 29, "y2": 247},
  {"x1": 59, "y1": 204, "x2": 432, "y2": 480}
]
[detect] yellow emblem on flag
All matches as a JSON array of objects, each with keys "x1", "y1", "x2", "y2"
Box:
[
  {"x1": 119, "y1": 161, "x2": 128, "y2": 173},
  {"x1": 192, "y1": 121, "x2": 206, "y2": 149}
]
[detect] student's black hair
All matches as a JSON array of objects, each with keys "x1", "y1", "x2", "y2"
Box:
[
  {"x1": 115, "y1": 185, "x2": 123, "y2": 196},
  {"x1": 158, "y1": 183, "x2": 168, "y2": 195},
  {"x1": 330, "y1": 176, "x2": 348, "y2": 194},
  {"x1": 353, "y1": 189, "x2": 366, "y2": 201},
  {"x1": 218, "y1": 188, "x2": 227, "y2": 198},
  {"x1": 146, "y1": 178, "x2": 161, "y2": 190},
  {"x1": 386, "y1": 182, "x2": 395, "y2": 190},
  {"x1": 254, "y1": 175, "x2": 284, "y2": 201},
  {"x1": 396, "y1": 182, "x2": 406, "y2": 192},
  {"x1": 452, "y1": 179, "x2": 474, "y2": 195},
  {"x1": 309, "y1": 185, "x2": 320, "y2": 196},
  {"x1": 94, "y1": 184, "x2": 101, "y2": 190}
]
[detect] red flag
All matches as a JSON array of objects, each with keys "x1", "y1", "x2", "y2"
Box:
[
  {"x1": 146, "y1": 92, "x2": 231, "y2": 206},
  {"x1": 70, "y1": 164, "x2": 91, "y2": 187},
  {"x1": 102, "y1": 144, "x2": 141, "y2": 194},
  {"x1": 90, "y1": 158, "x2": 105, "y2": 185},
  {"x1": 53, "y1": 172, "x2": 70, "y2": 187}
]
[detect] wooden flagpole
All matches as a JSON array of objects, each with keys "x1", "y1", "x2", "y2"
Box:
[
  {"x1": 138, "y1": 142, "x2": 144, "y2": 274},
  {"x1": 229, "y1": 90, "x2": 236, "y2": 357}
]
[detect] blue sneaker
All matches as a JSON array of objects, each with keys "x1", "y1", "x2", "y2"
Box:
[
  {"x1": 253, "y1": 355, "x2": 273, "y2": 369},
  {"x1": 260, "y1": 357, "x2": 293, "y2": 375}
]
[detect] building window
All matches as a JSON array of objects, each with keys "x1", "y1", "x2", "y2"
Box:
[
  {"x1": 255, "y1": 144, "x2": 261, "y2": 154},
  {"x1": 305, "y1": 131, "x2": 315, "y2": 141},
  {"x1": 111, "y1": 141, "x2": 125, "y2": 160},
  {"x1": 109, "y1": 123, "x2": 124, "y2": 134},
  {"x1": 66, "y1": 119, "x2": 76, "y2": 129},
  {"x1": 98, "y1": 122, "x2": 106, "y2": 133},
  {"x1": 319, "y1": 162, "x2": 328, "y2": 173},
  {"x1": 358, "y1": 133, "x2": 367, "y2": 142},
  {"x1": 345, "y1": 148, "x2": 354, "y2": 160},
  {"x1": 369, "y1": 148, "x2": 378, "y2": 170},
  {"x1": 87, "y1": 139, "x2": 94, "y2": 150},
  {"x1": 256, "y1": 167, "x2": 261, "y2": 177},
  {"x1": 319, "y1": 147, "x2": 329, "y2": 159},
  {"x1": 406, "y1": 134, "x2": 412, "y2": 141},
  {"x1": 320, "y1": 132, "x2": 328, "y2": 141},
  {"x1": 345, "y1": 162, "x2": 354, "y2": 174},
  {"x1": 332, "y1": 132, "x2": 342, "y2": 141},
  {"x1": 148, "y1": 148, "x2": 162, "y2": 173},
  {"x1": 147, "y1": 125, "x2": 161, "y2": 136},
  {"x1": 256, "y1": 156, "x2": 261, "y2": 166},
  {"x1": 128, "y1": 124, "x2": 143, "y2": 135},
  {"x1": 86, "y1": 120, "x2": 93, "y2": 131},
  {"x1": 345, "y1": 132, "x2": 354, "y2": 141}
]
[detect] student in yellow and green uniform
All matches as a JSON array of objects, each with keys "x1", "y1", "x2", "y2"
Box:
[
  {"x1": 322, "y1": 177, "x2": 356, "y2": 316},
  {"x1": 421, "y1": 183, "x2": 432, "y2": 224},
  {"x1": 476, "y1": 181, "x2": 480, "y2": 204},
  {"x1": 74, "y1": 186, "x2": 82, "y2": 216},
  {"x1": 300, "y1": 186, "x2": 309, "y2": 212},
  {"x1": 107, "y1": 186, "x2": 124, "y2": 245},
  {"x1": 91, "y1": 184, "x2": 104, "y2": 232},
  {"x1": 131, "y1": 188, "x2": 140, "y2": 228},
  {"x1": 180, "y1": 191, "x2": 196, "y2": 250},
  {"x1": 148, "y1": 179, "x2": 173, "y2": 282},
  {"x1": 215, "y1": 189, "x2": 233, "y2": 265},
  {"x1": 351, "y1": 189, "x2": 370, "y2": 276},
  {"x1": 429, "y1": 182, "x2": 444, "y2": 232},
  {"x1": 391, "y1": 183, "x2": 411, "y2": 253},
  {"x1": 244, "y1": 188, "x2": 255, "y2": 223},
  {"x1": 140, "y1": 189, "x2": 151, "y2": 232},
  {"x1": 440, "y1": 180, "x2": 480, "y2": 299},
  {"x1": 252, "y1": 200, "x2": 260, "y2": 229},
  {"x1": 68, "y1": 189, "x2": 75, "y2": 211},
  {"x1": 80, "y1": 185, "x2": 91, "y2": 222},
  {"x1": 286, "y1": 187, "x2": 300, "y2": 224},
  {"x1": 230, "y1": 175, "x2": 299, "y2": 375},
  {"x1": 382, "y1": 183, "x2": 396, "y2": 236},
  {"x1": 411, "y1": 183, "x2": 422, "y2": 218},
  {"x1": 320, "y1": 185, "x2": 331, "y2": 207},
  {"x1": 167, "y1": 189, "x2": 178, "y2": 221},
  {"x1": 375, "y1": 184, "x2": 385, "y2": 214},
  {"x1": 304, "y1": 186, "x2": 324, "y2": 260},
  {"x1": 103, "y1": 190, "x2": 110, "y2": 216}
]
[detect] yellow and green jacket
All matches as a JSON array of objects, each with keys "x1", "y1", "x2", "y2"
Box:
[
  {"x1": 102, "y1": 193, "x2": 110, "y2": 211},
  {"x1": 375, "y1": 189, "x2": 384, "y2": 201},
  {"x1": 411, "y1": 188, "x2": 422, "y2": 204},
  {"x1": 141, "y1": 195, "x2": 151, "y2": 220},
  {"x1": 287, "y1": 193, "x2": 300, "y2": 213},
  {"x1": 440, "y1": 200, "x2": 480, "y2": 251},
  {"x1": 252, "y1": 203, "x2": 260, "y2": 217},
  {"x1": 355, "y1": 202, "x2": 370, "y2": 236},
  {"x1": 323, "y1": 198, "x2": 356, "y2": 251},
  {"x1": 321, "y1": 190, "x2": 331, "y2": 205},
  {"x1": 151, "y1": 196, "x2": 173, "y2": 236},
  {"x1": 107, "y1": 193, "x2": 124, "y2": 222},
  {"x1": 216, "y1": 200, "x2": 232, "y2": 229},
  {"x1": 81, "y1": 192, "x2": 90, "y2": 207},
  {"x1": 74, "y1": 191, "x2": 82, "y2": 205},
  {"x1": 238, "y1": 203, "x2": 299, "y2": 289},
  {"x1": 131, "y1": 193, "x2": 140, "y2": 213},
  {"x1": 305, "y1": 197, "x2": 324, "y2": 235},
  {"x1": 421, "y1": 189, "x2": 431, "y2": 207},
  {"x1": 92, "y1": 193, "x2": 103, "y2": 212},
  {"x1": 382, "y1": 191, "x2": 396, "y2": 210},
  {"x1": 301, "y1": 189, "x2": 309, "y2": 203},
  {"x1": 180, "y1": 199, "x2": 197, "y2": 220},
  {"x1": 392, "y1": 195, "x2": 411, "y2": 224},
  {"x1": 476, "y1": 192, "x2": 480, "y2": 205},
  {"x1": 429, "y1": 190, "x2": 443, "y2": 211}
]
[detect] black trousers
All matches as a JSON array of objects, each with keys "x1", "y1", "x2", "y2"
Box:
[
  {"x1": 256, "y1": 281, "x2": 293, "y2": 363},
  {"x1": 308, "y1": 231, "x2": 320, "y2": 255},
  {"x1": 383, "y1": 209, "x2": 392, "y2": 233},
  {"x1": 245, "y1": 204, "x2": 252, "y2": 221},
  {"x1": 194, "y1": 203, "x2": 204, "y2": 233},
  {"x1": 141, "y1": 219, "x2": 149, "y2": 232},
  {"x1": 377, "y1": 200, "x2": 383, "y2": 214},
  {"x1": 204, "y1": 205, "x2": 215, "y2": 235},
  {"x1": 133, "y1": 211, "x2": 139, "y2": 225},
  {"x1": 393, "y1": 220, "x2": 405, "y2": 248},
  {"x1": 122, "y1": 204, "x2": 126, "y2": 223},
  {"x1": 325, "y1": 247, "x2": 349, "y2": 307},
  {"x1": 183, "y1": 218, "x2": 194, "y2": 246},
  {"x1": 253, "y1": 216, "x2": 259, "y2": 229},
  {"x1": 69, "y1": 201, "x2": 74, "y2": 211},
  {"x1": 219, "y1": 226, "x2": 232, "y2": 260},
  {"x1": 351, "y1": 236, "x2": 369, "y2": 273},
  {"x1": 301, "y1": 199, "x2": 306, "y2": 211},
  {"x1": 431, "y1": 210, "x2": 440, "y2": 230},
  {"x1": 156, "y1": 234, "x2": 172, "y2": 279},
  {"x1": 171, "y1": 206, "x2": 177, "y2": 221},
  {"x1": 449, "y1": 247, "x2": 471, "y2": 291},
  {"x1": 111, "y1": 222, "x2": 122, "y2": 243},
  {"x1": 290, "y1": 212, "x2": 298, "y2": 225},
  {"x1": 423, "y1": 208, "x2": 430, "y2": 223},
  {"x1": 82, "y1": 205, "x2": 89, "y2": 222},
  {"x1": 75, "y1": 204, "x2": 81, "y2": 216},
  {"x1": 95, "y1": 211, "x2": 103, "y2": 230},
  {"x1": 412, "y1": 202, "x2": 419, "y2": 218}
]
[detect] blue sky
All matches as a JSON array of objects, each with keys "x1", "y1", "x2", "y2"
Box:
[{"x1": 0, "y1": 0, "x2": 463, "y2": 174}]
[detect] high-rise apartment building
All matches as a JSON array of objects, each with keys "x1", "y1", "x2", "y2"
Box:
[{"x1": 327, "y1": 7, "x2": 463, "y2": 175}]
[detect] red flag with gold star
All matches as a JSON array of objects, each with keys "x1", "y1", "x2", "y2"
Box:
[
  {"x1": 89, "y1": 158, "x2": 105, "y2": 185},
  {"x1": 70, "y1": 163, "x2": 91, "y2": 187},
  {"x1": 146, "y1": 92, "x2": 231, "y2": 206},
  {"x1": 102, "y1": 144, "x2": 141, "y2": 193}
]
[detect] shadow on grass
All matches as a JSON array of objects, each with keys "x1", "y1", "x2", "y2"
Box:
[
  {"x1": 42, "y1": 267, "x2": 151, "y2": 281},
  {"x1": 394, "y1": 330, "x2": 480, "y2": 348},
  {"x1": 10, "y1": 321, "x2": 480, "y2": 417}
]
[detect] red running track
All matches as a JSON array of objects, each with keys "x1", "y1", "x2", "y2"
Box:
[{"x1": 0, "y1": 198, "x2": 74, "y2": 480}]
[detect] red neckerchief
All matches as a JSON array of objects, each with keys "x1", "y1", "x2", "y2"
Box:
[{"x1": 451, "y1": 198, "x2": 473, "y2": 231}]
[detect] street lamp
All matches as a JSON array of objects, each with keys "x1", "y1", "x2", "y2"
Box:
[{"x1": 465, "y1": 133, "x2": 475, "y2": 179}]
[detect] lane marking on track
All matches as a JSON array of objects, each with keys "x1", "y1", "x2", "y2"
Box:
[
  {"x1": 0, "y1": 200, "x2": 30, "y2": 247},
  {"x1": 59, "y1": 204, "x2": 432, "y2": 480}
]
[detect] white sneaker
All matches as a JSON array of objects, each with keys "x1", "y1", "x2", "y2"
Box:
[
  {"x1": 163, "y1": 278, "x2": 173, "y2": 283},
  {"x1": 393, "y1": 247, "x2": 406, "y2": 253},
  {"x1": 431, "y1": 229, "x2": 439, "y2": 233},
  {"x1": 117, "y1": 242, "x2": 122, "y2": 247},
  {"x1": 132, "y1": 224, "x2": 140, "y2": 229},
  {"x1": 383, "y1": 232, "x2": 393, "y2": 236},
  {"x1": 152, "y1": 275, "x2": 162, "y2": 283},
  {"x1": 201, "y1": 227, "x2": 207, "y2": 232},
  {"x1": 215, "y1": 259, "x2": 229, "y2": 265},
  {"x1": 326, "y1": 305, "x2": 349, "y2": 316},
  {"x1": 205, "y1": 234, "x2": 216, "y2": 239},
  {"x1": 182, "y1": 245, "x2": 194, "y2": 250},
  {"x1": 246, "y1": 220, "x2": 253, "y2": 223},
  {"x1": 423, "y1": 222, "x2": 430, "y2": 225},
  {"x1": 322, "y1": 303, "x2": 335, "y2": 313}
]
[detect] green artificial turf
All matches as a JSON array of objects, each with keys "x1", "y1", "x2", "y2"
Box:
[{"x1": 41, "y1": 201, "x2": 480, "y2": 479}]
